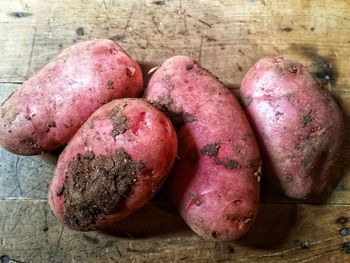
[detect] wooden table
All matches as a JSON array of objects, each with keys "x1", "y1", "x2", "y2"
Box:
[{"x1": 0, "y1": 0, "x2": 350, "y2": 262}]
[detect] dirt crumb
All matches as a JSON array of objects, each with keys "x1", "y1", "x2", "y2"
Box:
[
  {"x1": 200, "y1": 143, "x2": 220, "y2": 156},
  {"x1": 215, "y1": 158, "x2": 240, "y2": 169},
  {"x1": 63, "y1": 148, "x2": 144, "y2": 229},
  {"x1": 48, "y1": 121, "x2": 56, "y2": 128},
  {"x1": 243, "y1": 96, "x2": 253, "y2": 107},
  {"x1": 107, "y1": 80, "x2": 114, "y2": 89},
  {"x1": 110, "y1": 103, "x2": 128, "y2": 137},
  {"x1": 301, "y1": 111, "x2": 312, "y2": 127},
  {"x1": 56, "y1": 186, "x2": 64, "y2": 196},
  {"x1": 186, "y1": 64, "x2": 193, "y2": 70},
  {"x1": 20, "y1": 138, "x2": 41, "y2": 152},
  {"x1": 153, "y1": 95, "x2": 196, "y2": 128}
]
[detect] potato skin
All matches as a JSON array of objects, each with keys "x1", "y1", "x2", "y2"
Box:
[
  {"x1": 48, "y1": 98, "x2": 177, "y2": 230},
  {"x1": 145, "y1": 56, "x2": 261, "y2": 241},
  {"x1": 0, "y1": 39, "x2": 143, "y2": 155},
  {"x1": 241, "y1": 56, "x2": 343, "y2": 199}
]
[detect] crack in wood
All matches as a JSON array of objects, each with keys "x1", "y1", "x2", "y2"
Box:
[
  {"x1": 198, "y1": 19, "x2": 212, "y2": 28},
  {"x1": 14, "y1": 157, "x2": 22, "y2": 197},
  {"x1": 296, "y1": 247, "x2": 340, "y2": 263},
  {"x1": 152, "y1": 16, "x2": 164, "y2": 35},
  {"x1": 198, "y1": 34, "x2": 204, "y2": 64},
  {"x1": 51, "y1": 225, "x2": 64, "y2": 263},
  {"x1": 26, "y1": 27, "x2": 37, "y2": 79},
  {"x1": 124, "y1": 6, "x2": 135, "y2": 35}
]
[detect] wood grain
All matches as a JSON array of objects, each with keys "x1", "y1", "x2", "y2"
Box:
[
  {"x1": 0, "y1": 0, "x2": 350, "y2": 262},
  {"x1": 0, "y1": 200, "x2": 349, "y2": 263}
]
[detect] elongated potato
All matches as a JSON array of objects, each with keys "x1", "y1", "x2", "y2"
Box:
[
  {"x1": 48, "y1": 98, "x2": 177, "y2": 230},
  {"x1": 145, "y1": 56, "x2": 261, "y2": 241},
  {"x1": 0, "y1": 39, "x2": 143, "y2": 155},
  {"x1": 241, "y1": 56, "x2": 343, "y2": 199}
]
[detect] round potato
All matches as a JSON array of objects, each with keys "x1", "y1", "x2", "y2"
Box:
[{"x1": 48, "y1": 98, "x2": 177, "y2": 230}]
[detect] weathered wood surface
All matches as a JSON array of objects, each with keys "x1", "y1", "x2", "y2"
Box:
[
  {"x1": 0, "y1": 0, "x2": 350, "y2": 262},
  {"x1": 0, "y1": 201, "x2": 350, "y2": 263}
]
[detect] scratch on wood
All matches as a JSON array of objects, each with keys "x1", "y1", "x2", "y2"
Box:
[
  {"x1": 123, "y1": 6, "x2": 135, "y2": 35},
  {"x1": 26, "y1": 27, "x2": 37, "y2": 78},
  {"x1": 89, "y1": 1, "x2": 104, "y2": 35},
  {"x1": 15, "y1": 156, "x2": 22, "y2": 196},
  {"x1": 198, "y1": 19, "x2": 212, "y2": 28},
  {"x1": 250, "y1": 236, "x2": 340, "y2": 259},
  {"x1": 44, "y1": 206, "x2": 48, "y2": 242},
  {"x1": 183, "y1": 12, "x2": 188, "y2": 33},
  {"x1": 101, "y1": 0, "x2": 112, "y2": 31},
  {"x1": 9, "y1": 217, "x2": 20, "y2": 234},
  {"x1": 116, "y1": 244, "x2": 123, "y2": 257},
  {"x1": 198, "y1": 35, "x2": 204, "y2": 64},
  {"x1": 152, "y1": 16, "x2": 164, "y2": 35},
  {"x1": 296, "y1": 248, "x2": 340, "y2": 263},
  {"x1": 52, "y1": 225, "x2": 64, "y2": 263}
]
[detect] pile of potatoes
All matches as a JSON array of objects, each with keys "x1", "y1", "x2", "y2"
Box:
[{"x1": 0, "y1": 39, "x2": 343, "y2": 241}]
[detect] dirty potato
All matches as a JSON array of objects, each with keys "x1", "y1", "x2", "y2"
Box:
[
  {"x1": 0, "y1": 39, "x2": 143, "y2": 155},
  {"x1": 145, "y1": 56, "x2": 261, "y2": 241},
  {"x1": 48, "y1": 98, "x2": 177, "y2": 230},
  {"x1": 241, "y1": 56, "x2": 343, "y2": 199}
]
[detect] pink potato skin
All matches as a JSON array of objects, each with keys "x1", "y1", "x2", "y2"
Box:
[
  {"x1": 241, "y1": 56, "x2": 344, "y2": 199},
  {"x1": 145, "y1": 56, "x2": 261, "y2": 241},
  {"x1": 0, "y1": 39, "x2": 143, "y2": 155},
  {"x1": 48, "y1": 98, "x2": 177, "y2": 230}
]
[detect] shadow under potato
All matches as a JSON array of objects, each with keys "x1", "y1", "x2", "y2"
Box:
[
  {"x1": 138, "y1": 61, "x2": 159, "y2": 92},
  {"x1": 238, "y1": 203, "x2": 297, "y2": 249},
  {"x1": 320, "y1": 92, "x2": 350, "y2": 203},
  {"x1": 102, "y1": 202, "x2": 190, "y2": 239}
]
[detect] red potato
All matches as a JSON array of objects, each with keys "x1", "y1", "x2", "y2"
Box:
[
  {"x1": 145, "y1": 56, "x2": 261, "y2": 241},
  {"x1": 48, "y1": 98, "x2": 177, "y2": 230},
  {"x1": 0, "y1": 39, "x2": 143, "y2": 155},
  {"x1": 241, "y1": 56, "x2": 343, "y2": 199}
]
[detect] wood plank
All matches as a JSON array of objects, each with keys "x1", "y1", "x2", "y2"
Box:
[
  {"x1": 0, "y1": 200, "x2": 349, "y2": 262},
  {"x1": 0, "y1": 0, "x2": 349, "y2": 90},
  {"x1": 0, "y1": 24, "x2": 36, "y2": 82},
  {"x1": 0, "y1": 1, "x2": 350, "y2": 261}
]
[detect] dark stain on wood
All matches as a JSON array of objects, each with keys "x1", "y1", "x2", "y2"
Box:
[
  {"x1": 75, "y1": 27, "x2": 85, "y2": 36},
  {"x1": 83, "y1": 234, "x2": 100, "y2": 244},
  {"x1": 281, "y1": 27, "x2": 293, "y2": 32},
  {"x1": 291, "y1": 44, "x2": 338, "y2": 85},
  {"x1": 153, "y1": 0, "x2": 165, "y2": 5},
  {"x1": 336, "y1": 216, "x2": 348, "y2": 225},
  {"x1": 342, "y1": 242, "x2": 350, "y2": 253},
  {"x1": 8, "y1": 11, "x2": 32, "y2": 18}
]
